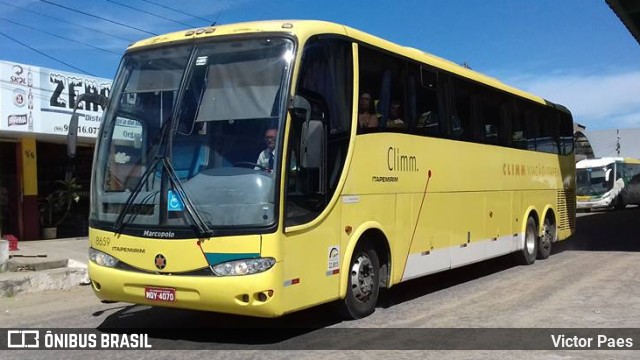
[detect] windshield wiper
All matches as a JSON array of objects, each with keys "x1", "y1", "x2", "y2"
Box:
[
  {"x1": 113, "y1": 131, "x2": 214, "y2": 238},
  {"x1": 113, "y1": 155, "x2": 161, "y2": 233},
  {"x1": 162, "y1": 157, "x2": 214, "y2": 237}
]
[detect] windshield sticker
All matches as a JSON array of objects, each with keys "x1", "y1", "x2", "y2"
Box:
[
  {"x1": 342, "y1": 195, "x2": 360, "y2": 204},
  {"x1": 167, "y1": 190, "x2": 185, "y2": 212},
  {"x1": 196, "y1": 56, "x2": 208, "y2": 66},
  {"x1": 327, "y1": 246, "x2": 340, "y2": 276},
  {"x1": 114, "y1": 152, "x2": 131, "y2": 164}
]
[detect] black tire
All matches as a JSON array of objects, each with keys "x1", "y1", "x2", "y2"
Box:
[
  {"x1": 517, "y1": 217, "x2": 538, "y2": 265},
  {"x1": 614, "y1": 195, "x2": 626, "y2": 210},
  {"x1": 339, "y1": 242, "x2": 380, "y2": 320},
  {"x1": 537, "y1": 216, "x2": 555, "y2": 260}
]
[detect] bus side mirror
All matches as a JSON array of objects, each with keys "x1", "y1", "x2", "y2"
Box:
[
  {"x1": 301, "y1": 119, "x2": 323, "y2": 169},
  {"x1": 68, "y1": 93, "x2": 109, "y2": 158},
  {"x1": 67, "y1": 112, "x2": 79, "y2": 158},
  {"x1": 605, "y1": 168, "x2": 612, "y2": 182},
  {"x1": 290, "y1": 95, "x2": 323, "y2": 169}
]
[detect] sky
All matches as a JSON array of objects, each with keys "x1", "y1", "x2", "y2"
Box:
[{"x1": 1, "y1": 0, "x2": 639, "y2": 131}]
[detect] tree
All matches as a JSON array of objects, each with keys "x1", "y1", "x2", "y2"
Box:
[{"x1": 40, "y1": 176, "x2": 82, "y2": 228}]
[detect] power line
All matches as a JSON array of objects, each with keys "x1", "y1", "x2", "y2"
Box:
[
  {"x1": 0, "y1": 0, "x2": 135, "y2": 43},
  {"x1": 38, "y1": 0, "x2": 157, "y2": 36},
  {"x1": 0, "y1": 17, "x2": 122, "y2": 56},
  {"x1": 137, "y1": 0, "x2": 217, "y2": 25},
  {"x1": 0, "y1": 31, "x2": 95, "y2": 76},
  {"x1": 105, "y1": 0, "x2": 198, "y2": 28}
]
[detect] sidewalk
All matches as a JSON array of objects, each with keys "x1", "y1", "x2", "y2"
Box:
[{"x1": 0, "y1": 237, "x2": 89, "y2": 297}]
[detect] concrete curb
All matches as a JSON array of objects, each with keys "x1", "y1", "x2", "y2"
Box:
[
  {"x1": 0, "y1": 237, "x2": 89, "y2": 297},
  {"x1": 0, "y1": 265, "x2": 89, "y2": 297},
  {"x1": 0, "y1": 240, "x2": 8, "y2": 272}
]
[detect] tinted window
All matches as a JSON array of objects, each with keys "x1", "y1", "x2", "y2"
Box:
[{"x1": 358, "y1": 46, "x2": 408, "y2": 132}]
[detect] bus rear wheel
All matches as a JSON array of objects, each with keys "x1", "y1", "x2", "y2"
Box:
[
  {"x1": 537, "y1": 216, "x2": 555, "y2": 260},
  {"x1": 517, "y1": 217, "x2": 538, "y2": 265},
  {"x1": 339, "y1": 242, "x2": 380, "y2": 320}
]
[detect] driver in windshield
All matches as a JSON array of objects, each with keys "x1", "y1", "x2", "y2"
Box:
[{"x1": 256, "y1": 128, "x2": 277, "y2": 171}]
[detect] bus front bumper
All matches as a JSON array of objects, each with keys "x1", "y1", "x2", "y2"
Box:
[
  {"x1": 88, "y1": 261, "x2": 284, "y2": 318},
  {"x1": 577, "y1": 197, "x2": 611, "y2": 210}
]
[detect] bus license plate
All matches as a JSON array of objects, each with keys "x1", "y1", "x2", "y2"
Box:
[{"x1": 144, "y1": 287, "x2": 176, "y2": 302}]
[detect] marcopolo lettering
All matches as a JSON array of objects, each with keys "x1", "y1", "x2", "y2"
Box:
[{"x1": 143, "y1": 230, "x2": 176, "y2": 238}]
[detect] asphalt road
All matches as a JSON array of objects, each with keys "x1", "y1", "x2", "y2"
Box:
[{"x1": 2, "y1": 207, "x2": 640, "y2": 359}]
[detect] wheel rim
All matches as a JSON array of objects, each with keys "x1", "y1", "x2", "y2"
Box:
[
  {"x1": 541, "y1": 220, "x2": 555, "y2": 251},
  {"x1": 350, "y1": 252, "x2": 374, "y2": 303},
  {"x1": 525, "y1": 224, "x2": 536, "y2": 255}
]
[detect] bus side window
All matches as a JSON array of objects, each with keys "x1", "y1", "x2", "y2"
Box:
[
  {"x1": 358, "y1": 46, "x2": 408, "y2": 132},
  {"x1": 524, "y1": 108, "x2": 539, "y2": 151},
  {"x1": 412, "y1": 65, "x2": 441, "y2": 137},
  {"x1": 511, "y1": 101, "x2": 527, "y2": 150},
  {"x1": 477, "y1": 88, "x2": 503, "y2": 145},
  {"x1": 451, "y1": 78, "x2": 474, "y2": 141}
]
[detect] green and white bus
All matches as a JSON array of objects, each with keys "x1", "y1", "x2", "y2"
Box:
[{"x1": 576, "y1": 157, "x2": 640, "y2": 210}]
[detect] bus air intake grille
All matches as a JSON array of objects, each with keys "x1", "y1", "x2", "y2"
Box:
[
  {"x1": 557, "y1": 189, "x2": 576, "y2": 232},
  {"x1": 115, "y1": 261, "x2": 214, "y2": 276}
]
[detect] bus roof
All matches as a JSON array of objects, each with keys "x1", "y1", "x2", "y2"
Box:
[
  {"x1": 576, "y1": 157, "x2": 640, "y2": 168},
  {"x1": 127, "y1": 19, "x2": 563, "y2": 110}
]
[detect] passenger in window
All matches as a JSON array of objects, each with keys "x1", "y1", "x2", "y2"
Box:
[
  {"x1": 256, "y1": 128, "x2": 278, "y2": 171},
  {"x1": 416, "y1": 111, "x2": 438, "y2": 129},
  {"x1": 358, "y1": 93, "x2": 379, "y2": 128},
  {"x1": 387, "y1": 100, "x2": 406, "y2": 129}
]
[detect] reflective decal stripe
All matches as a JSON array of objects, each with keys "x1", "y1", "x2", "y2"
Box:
[
  {"x1": 284, "y1": 278, "x2": 301, "y2": 287},
  {"x1": 325, "y1": 269, "x2": 340, "y2": 276}
]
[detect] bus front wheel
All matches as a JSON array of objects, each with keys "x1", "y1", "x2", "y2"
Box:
[
  {"x1": 339, "y1": 242, "x2": 380, "y2": 320},
  {"x1": 517, "y1": 217, "x2": 538, "y2": 265}
]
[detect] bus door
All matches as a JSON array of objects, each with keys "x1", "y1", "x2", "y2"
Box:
[
  {"x1": 281, "y1": 36, "x2": 354, "y2": 311},
  {"x1": 281, "y1": 97, "x2": 343, "y2": 311}
]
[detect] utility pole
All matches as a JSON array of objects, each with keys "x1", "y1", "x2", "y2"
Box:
[{"x1": 616, "y1": 129, "x2": 621, "y2": 156}]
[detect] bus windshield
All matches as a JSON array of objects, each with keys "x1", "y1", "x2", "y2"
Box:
[
  {"x1": 92, "y1": 37, "x2": 294, "y2": 232},
  {"x1": 576, "y1": 164, "x2": 614, "y2": 196}
]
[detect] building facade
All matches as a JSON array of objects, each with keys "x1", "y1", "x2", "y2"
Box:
[{"x1": 0, "y1": 60, "x2": 111, "y2": 240}]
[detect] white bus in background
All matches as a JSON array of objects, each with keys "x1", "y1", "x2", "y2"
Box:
[{"x1": 576, "y1": 157, "x2": 640, "y2": 210}]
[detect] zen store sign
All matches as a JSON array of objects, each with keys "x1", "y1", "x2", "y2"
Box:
[{"x1": 0, "y1": 60, "x2": 112, "y2": 138}]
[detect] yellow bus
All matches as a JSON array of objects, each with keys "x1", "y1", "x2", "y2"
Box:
[{"x1": 67, "y1": 20, "x2": 576, "y2": 319}]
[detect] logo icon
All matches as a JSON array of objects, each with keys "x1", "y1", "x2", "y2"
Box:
[
  {"x1": 8, "y1": 114, "x2": 27, "y2": 127},
  {"x1": 7, "y1": 330, "x2": 39, "y2": 348},
  {"x1": 154, "y1": 254, "x2": 166, "y2": 270},
  {"x1": 167, "y1": 190, "x2": 184, "y2": 212},
  {"x1": 13, "y1": 89, "x2": 26, "y2": 107},
  {"x1": 12, "y1": 65, "x2": 23, "y2": 76}
]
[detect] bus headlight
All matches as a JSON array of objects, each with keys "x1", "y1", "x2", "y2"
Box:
[
  {"x1": 212, "y1": 257, "x2": 275, "y2": 276},
  {"x1": 89, "y1": 248, "x2": 119, "y2": 268}
]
